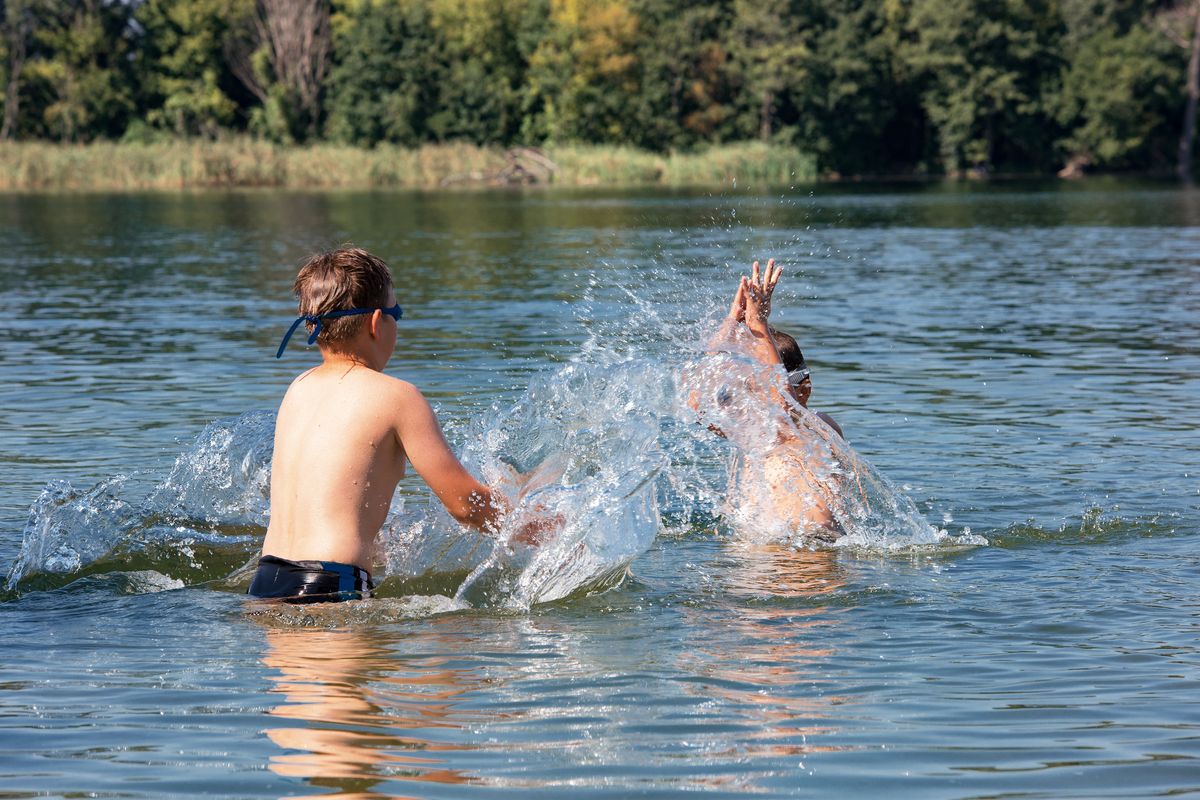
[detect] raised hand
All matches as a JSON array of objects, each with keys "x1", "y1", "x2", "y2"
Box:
[
  {"x1": 739, "y1": 272, "x2": 786, "y2": 375},
  {"x1": 710, "y1": 258, "x2": 781, "y2": 351},
  {"x1": 749, "y1": 258, "x2": 782, "y2": 321},
  {"x1": 740, "y1": 276, "x2": 770, "y2": 337}
]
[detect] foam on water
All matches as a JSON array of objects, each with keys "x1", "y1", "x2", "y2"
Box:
[
  {"x1": 4, "y1": 271, "x2": 983, "y2": 605},
  {"x1": 245, "y1": 593, "x2": 470, "y2": 628}
]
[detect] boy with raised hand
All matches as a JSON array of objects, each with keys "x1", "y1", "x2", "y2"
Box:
[
  {"x1": 250, "y1": 247, "x2": 524, "y2": 603},
  {"x1": 716, "y1": 260, "x2": 843, "y2": 438},
  {"x1": 705, "y1": 260, "x2": 842, "y2": 539}
]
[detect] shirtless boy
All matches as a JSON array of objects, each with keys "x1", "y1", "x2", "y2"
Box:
[
  {"x1": 705, "y1": 260, "x2": 844, "y2": 538},
  {"x1": 249, "y1": 247, "x2": 512, "y2": 603}
]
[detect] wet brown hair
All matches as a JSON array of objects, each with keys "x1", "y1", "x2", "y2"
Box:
[
  {"x1": 768, "y1": 327, "x2": 806, "y2": 374},
  {"x1": 293, "y1": 247, "x2": 393, "y2": 346}
]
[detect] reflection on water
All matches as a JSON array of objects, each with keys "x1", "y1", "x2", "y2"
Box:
[
  {"x1": 251, "y1": 556, "x2": 866, "y2": 798},
  {"x1": 680, "y1": 545, "x2": 853, "y2": 766},
  {"x1": 259, "y1": 623, "x2": 488, "y2": 797}
]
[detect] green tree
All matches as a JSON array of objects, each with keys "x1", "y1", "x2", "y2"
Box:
[
  {"x1": 227, "y1": 0, "x2": 331, "y2": 142},
  {"x1": 21, "y1": 0, "x2": 136, "y2": 142},
  {"x1": 425, "y1": 0, "x2": 534, "y2": 143},
  {"x1": 798, "y1": 0, "x2": 925, "y2": 175},
  {"x1": 1155, "y1": 1, "x2": 1200, "y2": 179},
  {"x1": 1052, "y1": 24, "x2": 1181, "y2": 170},
  {"x1": 0, "y1": 0, "x2": 37, "y2": 139},
  {"x1": 629, "y1": 0, "x2": 735, "y2": 150},
  {"x1": 899, "y1": 0, "x2": 1063, "y2": 174},
  {"x1": 724, "y1": 0, "x2": 809, "y2": 142},
  {"x1": 133, "y1": 0, "x2": 247, "y2": 137},
  {"x1": 1059, "y1": 0, "x2": 1148, "y2": 43},
  {"x1": 325, "y1": 0, "x2": 444, "y2": 146},
  {"x1": 524, "y1": 0, "x2": 642, "y2": 143}
]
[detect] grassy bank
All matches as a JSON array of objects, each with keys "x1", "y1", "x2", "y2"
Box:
[{"x1": 0, "y1": 139, "x2": 817, "y2": 191}]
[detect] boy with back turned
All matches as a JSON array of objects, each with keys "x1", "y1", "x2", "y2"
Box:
[{"x1": 250, "y1": 247, "x2": 523, "y2": 603}]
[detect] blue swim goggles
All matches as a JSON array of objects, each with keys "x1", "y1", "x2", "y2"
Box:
[{"x1": 275, "y1": 303, "x2": 402, "y2": 358}]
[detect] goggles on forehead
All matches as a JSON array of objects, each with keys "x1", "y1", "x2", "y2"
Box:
[{"x1": 275, "y1": 303, "x2": 402, "y2": 358}]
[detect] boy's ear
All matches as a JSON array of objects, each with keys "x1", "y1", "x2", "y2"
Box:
[{"x1": 369, "y1": 309, "x2": 382, "y2": 338}]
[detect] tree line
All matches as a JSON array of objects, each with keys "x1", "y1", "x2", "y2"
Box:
[{"x1": 1, "y1": 0, "x2": 1196, "y2": 178}]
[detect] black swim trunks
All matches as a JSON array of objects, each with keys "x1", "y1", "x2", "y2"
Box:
[{"x1": 248, "y1": 554, "x2": 375, "y2": 604}]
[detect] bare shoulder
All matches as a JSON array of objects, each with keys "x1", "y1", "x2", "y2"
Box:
[
  {"x1": 350, "y1": 371, "x2": 439, "y2": 428},
  {"x1": 352, "y1": 370, "x2": 427, "y2": 405},
  {"x1": 816, "y1": 411, "x2": 844, "y2": 439},
  {"x1": 282, "y1": 366, "x2": 426, "y2": 413}
]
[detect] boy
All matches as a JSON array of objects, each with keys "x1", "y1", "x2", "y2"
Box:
[
  {"x1": 703, "y1": 260, "x2": 843, "y2": 539},
  {"x1": 250, "y1": 247, "x2": 516, "y2": 603}
]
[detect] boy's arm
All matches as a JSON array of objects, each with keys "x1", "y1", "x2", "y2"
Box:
[
  {"x1": 739, "y1": 275, "x2": 793, "y2": 409},
  {"x1": 689, "y1": 281, "x2": 745, "y2": 427},
  {"x1": 705, "y1": 260, "x2": 775, "y2": 352},
  {"x1": 691, "y1": 260, "x2": 784, "y2": 430},
  {"x1": 392, "y1": 383, "x2": 505, "y2": 531},
  {"x1": 742, "y1": 259, "x2": 783, "y2": 366},
  {"x1": 740, "y1": 279, "x2": 783, "y2": 365}
]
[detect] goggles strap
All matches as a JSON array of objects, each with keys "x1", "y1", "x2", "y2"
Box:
[{"x1": 275, "y1": 307, "x2": 393, "y2": 359}]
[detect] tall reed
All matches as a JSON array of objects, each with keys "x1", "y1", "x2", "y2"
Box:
[{"x1": 0, "y1": 139, "x2": 817, "y2": 190}]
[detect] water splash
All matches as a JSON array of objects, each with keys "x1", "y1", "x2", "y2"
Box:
[
  {"x1": 9, "y1": 477, "x2": 140, "y2": 583},
  {"x1": 382, "y1": 357, "x2": 669, "y2": 609},
  {"x1": 147, "y1": 409, "x2": 275, "y2": 526},
  {"x1": 3, "y1": 414, "x2": 272, "y2": 596},
  {"x1": 684, "y1": 338, "x2": 985, "y2": 550},
  {"x1": 5, "y1": 272, "x2": 981, "y2": 604}
]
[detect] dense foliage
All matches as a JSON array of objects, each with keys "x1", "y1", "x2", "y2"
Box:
[{"x1": 0, "y1": 0, "x2": 1192, "y2": 176}]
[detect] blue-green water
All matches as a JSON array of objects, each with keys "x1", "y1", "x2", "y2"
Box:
[{"x1": 2, "y1": 184, "x2": 1199, "y2": 798}]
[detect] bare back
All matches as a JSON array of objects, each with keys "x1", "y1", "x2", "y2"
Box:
[
  {"x1": 263, "y1": 365, "x2": 409, "y2": 567},
  {"x1": 262, "y1": 355, "x2": 500, "y2": 571},
  {"x1": 735, "y1": 444, "x2": 836, "y2": 538}
]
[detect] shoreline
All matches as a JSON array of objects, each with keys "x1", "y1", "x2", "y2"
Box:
[
  {"x1": 0, "y1": 140, "x2": 1179, "y2": 192},
  {"x1": 0, "y1": 140, "x2": 818, "y2": 192}
]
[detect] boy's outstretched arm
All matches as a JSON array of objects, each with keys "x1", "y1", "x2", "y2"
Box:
[
  {"x1": 392, "y1": 382, "x2": 505, "y2": 531},
  {"x1": 394, "y1": 382, "x2": 564, "y2": 544},
  {"x1": 706, "y1": 258, "x2": 782, "y2": 351},
  {"x1": 691, "y1": 259, "x2": 784, "y2": 428},
  {"x1": 739, "y1": 276, "x2": 786, "y2": 373},
  {"x1": 738, "y1": 270, "x2": 801, "y2": 414}
]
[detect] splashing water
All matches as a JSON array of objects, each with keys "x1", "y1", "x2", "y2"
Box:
[
  {"x1": 685, "y1": 341, "x2": 977, "y2": 550},
  {"x1": 4, "y1": 412, "x2": 274, "y2": 596},
  {"x1": 147, "y1": 410, "x2": 275, "y2": 526},
  {"x1": 383, "y1": 356, "x2": 670, "y2": 609},
  {"x1": 4, "y1": 271, "x2": 982, "y2": 604}
]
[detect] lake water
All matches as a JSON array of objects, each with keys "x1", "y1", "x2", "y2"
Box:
[{"x1": 2, "y1": 183, "x2": 1198, "y2": 798}]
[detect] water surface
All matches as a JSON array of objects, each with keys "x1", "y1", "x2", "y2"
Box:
[{"x1": 2, "y1": 183, "x2": 1198, "y2": 798}]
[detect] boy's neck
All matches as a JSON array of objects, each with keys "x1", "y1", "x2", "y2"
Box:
[{"x1": 319, "y1": 347, "x2": 383, "y2": 372}]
